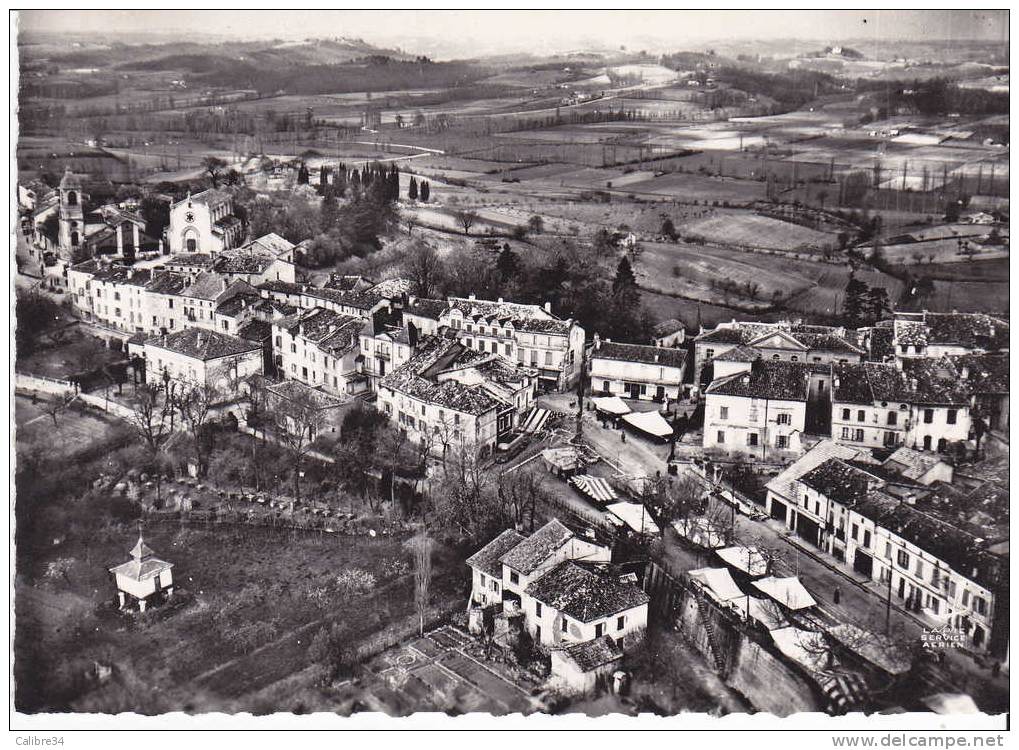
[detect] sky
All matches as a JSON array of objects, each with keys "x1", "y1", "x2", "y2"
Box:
[{"x1": 18, "y1": 9, "x2": 1010, "y2": 58}]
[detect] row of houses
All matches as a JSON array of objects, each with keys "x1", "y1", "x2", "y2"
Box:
[
  {"x1": 698, "y1": 312, "x2": 1009, "y2": 460},
  {"x1": 765, "y1": 441, "x2": 1008, "y2": 655},
  {"x1": 467, "y1": 519, "x2": 649, "y2": 693}
]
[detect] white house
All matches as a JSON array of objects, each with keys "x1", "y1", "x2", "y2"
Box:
[
  {"x1": 377, "y1": 337, "x2": 535, "y2": 457},
  {"x1": 66, "y1": 260, "x2": 154, "y2": 334},
  {"x1": 359, "y1": 323, "x2": 418, "y2": 390},
  {"x1": 703, "y1": 360, "x2": 816, "y2": 459},
  {"x1": 652, "y1": 318, "x2": 686, "y2": 348},
  {"x1": 694, "y1": 320, "x2": 865, "y2": 384},
  {"x1": 439, "y1": 295, "x2": 586, "y2": 392},
  {"x1": 892, "y1": 312, "x2": 1009, "y2": 361},
  {"x1": 211, "y1": 233, "x2": 298, "y2": 286},
  {"x1": 178, "y1": 273, "x2": 255, "y2": 332},
  {"x1": 589, "y1": 336, "x2": 687, "y2": 402},
  {"x1": 143, "y1": 327, "x2": 263, "y2": 392},
  {"x1": 167, "y1": 189, "x2": 244, "y2": 255},
  {"x1": 109, "y1": 533, "x2": 174, "y2": 613},
  {"x1": 832, "y1": 360, "x2": 972, "y2": 454},
  {"x1": 273, "y1": 307, "x2": 368, "y2": 397}
]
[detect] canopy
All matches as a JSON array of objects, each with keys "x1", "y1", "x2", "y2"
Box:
[
  {"x1": 827, "y1": 624, "x2": 913, "y2": 676},
  {"x1": 570, "y1": 474, "x2": 618, "y2": 505},
  {"x1": 591, "y1": 396, "x2": 631, "y2": 416},
  {"x1": 688, "y1": 567, "x2": 744, "y2": 603},
  {"x1": 674, "y1": 518, "x2": 726, "y2": 550},
  {"x1": 753, "y1": 576, "x2": 817, "y2": 611},
  {"x1": 605, "y1": 502, "x2": 660, "y2": 536},
  {"x1": 921, "y1": 693, "x2": 980, "y2": 715},
  {"x1": 622, "y1": 410, "x2": 673, "y2": 439},
  {"x1": 730, "y1": 595, "x2": 788, "y2": 631},
  {"x1": 716, "y1": 546, "x2": 769, "y2": 577},
  {"x1": 770, "y1": 626, "x2": 832, "y2": 673},
  {"x1": 521, "y1": 407, "x2": 552, "y2": 434}
]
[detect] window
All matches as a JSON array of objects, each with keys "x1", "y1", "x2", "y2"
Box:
[
  {"x1": 962, "y1": 589, "x2": 970, "y2": 607},
  {"x1": 896, "y1": 549, "x2": 909, "y2": 569},
  {"x1": 490, "y1": 579, "x2": 498, "y2": 592},
  {"x1": 851, "y1": 524, "x2": 859, "y2": 541},
  {"x1": 887, "y1": 412, "x2": 897, "y2": 426},
  {"x1": 747, "y1": 433, "x2": 758, "y2": 447},
  {"x1": 947, "y1": 409, "x2": 957, "y2": 424},
  {"x1": 509, "y1": 571, "x2": 519, "y2": 585},
  {"x1": 719, "y1": 406, "x2": 729, "y2": 420},
  {"x1": 915, "y1": 559, "x2": 924, "y2": 577},
  {"x1": 716, "y1": 430, "x2": 725, "y2": 444},
  {"x1": 545, "y1": 351, "x2": 552, "y2": 366},
  {"x1": 617, "y1": 615, "x2": 625, "y2": 631},
  {"x1": 790, "y1": 356, "x2": 798, "y2": 362},
  {"x1": 854, "y1": 429, "x2": 864, "y2": 441},
  {"x1": 863, "y1": 530, "x2": 871, "y2": 548},
  {"x1": 974, "y1": 597, "x2": 987, "y2": 616},
  {"x1": 842, "y1": 408, "x2": 850, "y2": 420},
  {"x1": 857, "y1": 409, "x2": 865, "y2": 422},
  {"x1": 884, "y1": 542, "x2": 892, "y2": 560},
  {"x1": 776, "y1": 412, "x2": 791, "y2": 425},
  {"x1": 535, "y1": 602, "x2": 542, "y2": 617},
  {"x1": 924, "y1": 409, "x2": 934, "y2": 424},
  {"x1": 595, "y1": 622, "x2": 605, "y2": 638},
  {"x1": 504, "y1": 343, "x2": 512, "y2": 356},
  {"x1": 813, "y1": 356, "x2": 822, "y2": 363},
  {"x1": 776, "y1": 435, "x2": 788, "y2": 449},
  {"x1": 535, "y1": 625, "x2": 541, "y2": 641},
  {"x1": 491, "y1": 341, "x2": 498, "y2": 353},
  {"x1": 705, "y1": 348, "x2": 715, "y2": 359},
  {"x1": 841, "y1": 427, "x2": 851, "y2": 440}
]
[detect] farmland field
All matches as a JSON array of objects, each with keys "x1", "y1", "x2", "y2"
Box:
[{"x1": 681, "y1": 212, "x2": 836, "y2": 251}]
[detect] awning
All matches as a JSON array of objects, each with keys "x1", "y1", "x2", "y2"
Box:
[
  {"x1": 752, "y1": 576, "x2": 817, "y2": 611},
  {"x1": 716, "y1": 546, "x2": 769, "y2": 577},
  {"x1": 521, "y1": 407, "x2": 552, "y2": 434},
  {"x1": 622, "y1": 410, "x2": 673, "y2": 439},
  {"x1": 570, "y1": 474, "x2": 617, "y2": 504},
  {"x1": 730, "y1": 595, "x2": 788, "y2": 631},
  {"x1": 770, "y1": 626, "x2": 832, "y2": 673},
  {"x1": 688, "y1": 567, "x2": 744, "y2": 602},
  {"x1": 674, "y1": 518, "x2": 727, "y2": 549},
  {"x1": 921, "y1": 693, "x2": 980, "y2": 715},
  {"x1": 605, "y1": 501, "x2": 660, "y2": 535},
  {"x1": 591, "y1": 396, "x2": 631, "y2": 416}
]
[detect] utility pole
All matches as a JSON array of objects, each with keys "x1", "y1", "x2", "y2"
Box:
[{"x1": 885, "y1": 566, "x2": 893, "y2": 635}]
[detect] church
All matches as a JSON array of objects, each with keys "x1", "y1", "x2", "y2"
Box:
[{"x1": 167, "y1": 189, "x2": 245, "y2": 255}]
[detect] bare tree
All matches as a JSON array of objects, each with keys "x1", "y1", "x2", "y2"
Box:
[
  {"x1": 268, "y1": 387, "x2": 325, "y2": 502},
  {"x1": 454, "y1": 209, "x2": 479, "y2": 236},
  {"x1": 128, "y1": 382, "x2": 177, "y2": 504},
  {"x1": 403, "y1": 241, "x2": 444, "y2": 299},
  {"x1": 43, "y1": 393, "x2": 75, "y2": 427},
  {"x1": 497, "y1": 469, "x2": 545, "y2": 533},
  {"x1": 405, "y1": 533, "x2": 434, "y2": 637},
  {"x1": 178, "y1": 380, "x2": 219, "y2": 477}
]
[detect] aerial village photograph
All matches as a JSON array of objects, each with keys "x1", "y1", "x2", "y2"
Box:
[{"x1": 8, "y1": 7, "x2": 1012, "y2": 739}]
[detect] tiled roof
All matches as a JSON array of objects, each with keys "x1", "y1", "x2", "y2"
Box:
[
  {"x1": 287, "y1": 308, "x2": 365, "y2": 356},
  {"x1": 145, "y1": 327, "x2": 260, "y2": 361},
  {"x1": 404, "y1": 297, "x2": 448, "y2": 321},
  {"x1": 466, "y1": 529, "x2": 527, "y2": 578},
  {"x1": 713, "y1": 345, "x2": 759, "y2": 363},
  {"x1": 246, "y1": 232, "x2": 295, "y2": 257},
  {"x1": 447, "y1": 296, "x2": 572, "y2": 335},
  {"x1": 181, "y1": 272, "x2": 231, "y2": 301},
  {"x1": 237, "y1": 320, "x2": 272, "y2": 342},
  {"x1": 867, "y1": 327, "x2": 896, "y2": 362},
  {"x1": 952, "y1": 353, "x2": 1009, "y2": 395},
  {"x1": 145, "y1": 271, "x2": 189, "y2": 295},
  {"x1": 89, "y1": 264, "x2": 153, "y2": 287},
  {"x1": 525, "y1": 561, "x2": 650, "y2": 623},
  {"x1": 653, "y1": 318, "x2": 684, "y2": 337},
  {"x1": 696, "y1": 322, "x2": 775, "y2": 345},
  {"x1": 883, "y1": 447, "x2": 945, "y2": 481},
  {"x1": 166, "y1": 253, "x2": 216, "y2": 269},
  {"x1": 592, "y1": 341, "x2": 686, "y2": 370},
  {"x1": 833, "y1": 361, "x2": 969, "y2": 406},
  {"x1": 895, "y1": 312, "x2": 1009, "y2": 351},
  {"x1": 706, "y1": 360, "x2": 815, "y2": 401},
  {"x1": 178, "y1": 188, "x2": 232, "y2": 209},
  {"x1": 216, "y1": 292, "x2": 262, "y2": 318},
  {"x1": 799, "y1": 459, "x2": 877, "y2": 504},
  {"x1": 324, "y1": 274, "x2": 374, "y2": 292},
  {"x1": 259, "y1": 280, "x2": 305, "y2": 296},
  {"x1": 500, "y1": 519, "x2": 573, "y2": 575},
  {"x1": 559, "y1": 635, "x2": 624, "y2": 672},
  {"x1": 266, "y1": 379, "x2": 350, "y2": 409},
  {"x1": 766, "y1": 440, "x2": 866, "y2": 502}
]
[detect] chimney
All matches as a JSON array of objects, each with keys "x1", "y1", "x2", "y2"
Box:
[
  {"x1": 654, "y1": 352, "x2": 660, "y2": 362},
  {"x1": 833, "y1": 376, "x2": 840, "y2": 390},
  {"x1": 741, "y1": 375, "x2": 751, "y2": 386},
  {"x1": 904, "y1": 494, "x2": 917, "y2": 506},
  {"x1": 960, "y1": 365, "x2": 970, "y2": 380},
  {"x1": 196, "y1": 331, "x2": 204, "y2": 347},
  {"x1": 299, "y1": 323, "x2": 305, "y2": 336},
  {"x1": 593, "y1": 333, "x2": 601, "y2": 350},
  {"x1": 497, "y1": 297, "x2": 504, "y2": 303},
  {"x1": 894, "y1": 358, "x2": 904, "y2": 371},
  {"x1": 544, "y1": 301, "x2": 552, "y2": 313},
  {"x1": 468, "y1": 293, "x2": 476, "y2": 301},
  {"x1": 909, "y1": 377, "x2": 918, "y2": 391}
]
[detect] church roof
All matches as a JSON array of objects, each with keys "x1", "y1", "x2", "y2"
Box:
[{"x1": 59, "y1": 167, "x2": 83, "y2": 190}]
